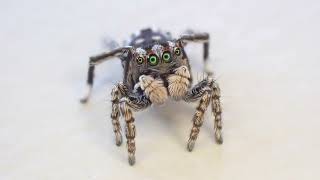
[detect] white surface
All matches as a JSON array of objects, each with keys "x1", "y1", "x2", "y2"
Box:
[{"x1": 1, "y1": 0, "x2": 320, "y2": 179}]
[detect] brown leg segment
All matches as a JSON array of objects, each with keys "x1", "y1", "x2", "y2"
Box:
[
  {"x1": 120, "y1": 99, "x2": 137, "y2": 165},
  {"x1": 111, "y1": 83, "x2": 152, "y2": 165},
  {"x1": 187, "y1": 91, "x2": 211, "y2": 151},
  {"x1": 184, "y1": 77, "x2": 223, "y2": 151},
  {"x1": 212, "y1": 82, "x2": 223, "y2": 144},
  {"x1": 110, "y1": 85, "x2": 123, "y2": 146}
]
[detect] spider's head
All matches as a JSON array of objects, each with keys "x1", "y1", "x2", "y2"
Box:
[{"x1": 129, "y1": 39, "x2": 189, "y2": 78}]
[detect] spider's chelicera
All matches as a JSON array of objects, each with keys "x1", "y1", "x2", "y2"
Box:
[{"x1": 80, "y1": 28, "x2": 223, "y2": 165}]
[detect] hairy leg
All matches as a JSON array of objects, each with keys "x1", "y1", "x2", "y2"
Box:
[
  {"x1": 184, "y1": 77, "x2": 213, "y2": 151},
  {"x1": 187, "y1": 91, "x2": 211, "y2": 151},
  {"x1": 110, "y1": 83, "x2": 129, "y2": 146},
  {"x1": 184, "y1": 77, "x2": 223, "y2": 151},
  {"x1": 119, "y1": 91, "x2": 151, "y2": 165},
  {"x1": 120, "y1": 101, "x2": 136, "y2": 165},
  {"x1": 179, "y1": 31, "x2": 223, "y2": 143},
  {"x1": 211, "y1": 81, "x2": 223, "y2": 144}
]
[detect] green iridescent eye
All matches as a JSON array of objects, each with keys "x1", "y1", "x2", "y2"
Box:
[
  {"x1": 162, "y1": 51, "x2": 171, "y2": 63},
  {"x1": 174, "y1": 47, "x2": 181, "y2": 56},
  {"x1": 136, "y1": 56, "x2": 144, "y2": 64},
  {"x1": 148, "y1": 55, "x2": 159, "y2": 66}
]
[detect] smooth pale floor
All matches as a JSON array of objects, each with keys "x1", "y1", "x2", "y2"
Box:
[{"x1": 1, "y1": 0, "x2": 320, "y2": 179}]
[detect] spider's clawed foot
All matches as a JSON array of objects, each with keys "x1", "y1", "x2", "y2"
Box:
[
  {"x1": 187, "y1": 139, "x2": 196, "y2": 152},
  {"x1": 128, "y1": 153, "x2": 136, "y2": 166},
  {"x1": 216, "y1": 136, "x2": 223, "y2": 144},
  {"x1": 80, "y1": 97, "x2": 88, "y2": 104},
  {"x1": 115, "y1": 132, "x2": 123, "y2": 146},
  {"x1": 80, "y1": 85, "x2": 92, "y2": 104},
  {"x1": 215, "y1": 129, "x2": 223, "y2": 144}
]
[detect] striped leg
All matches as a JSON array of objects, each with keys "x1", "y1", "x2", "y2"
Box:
[
  {"x1": 110, "y1": 84, "x2": 124, "y2": 146},
  {"x1": 187, "y1": 91, "x2": 211, "y2": 151},
  {"x1": 212, "y1": 82, "x2": 223, "y2": 144},
  {"x1": 119, "y1": 93, "x2": 151, "y2": 165},
  {"x1": 120, "y1": 102, "x2": 136, "y2": 165},
  {"x1": 184, "y1": 78, "x2": 213, "y2": 151}
]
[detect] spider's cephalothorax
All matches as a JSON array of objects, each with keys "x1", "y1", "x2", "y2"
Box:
[{"x1": 81, "y1": 28, "x2": 223, "y2": 165}]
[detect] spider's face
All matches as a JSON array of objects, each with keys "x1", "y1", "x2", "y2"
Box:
[{"x1": 130, "y1": 40, "x2": 189, "y2": 77}]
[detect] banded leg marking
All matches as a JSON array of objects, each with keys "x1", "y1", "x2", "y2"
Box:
[
  {"x1": 111, "y1": 85, "x2": 122, "y2": 146},
  {"x1": 187, "y1": 91, "x2": 211, "y2": 151},
  {"x1": 120, "y1": 101, "x2": 136, "y2": 165},
  {"x1": 212, "y1": 82, "x2": 223, "y2": 144}
]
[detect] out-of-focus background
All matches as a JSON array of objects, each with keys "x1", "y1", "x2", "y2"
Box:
[{"x1": 1, "y1": 0, "x2": 320, "y2": 179}]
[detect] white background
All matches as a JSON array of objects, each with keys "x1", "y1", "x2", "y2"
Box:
[{"x1": 1, "y1": 0, "x2": 320, "y2": 179}]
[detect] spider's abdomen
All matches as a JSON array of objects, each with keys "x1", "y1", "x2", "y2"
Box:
[{"x1": 128, "y1": 28, "x2": 172, "y2": 48}]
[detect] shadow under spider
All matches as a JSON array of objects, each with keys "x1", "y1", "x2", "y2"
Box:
[{"x1": 138, "y1": 100, "x2": 198, "y2": 147}]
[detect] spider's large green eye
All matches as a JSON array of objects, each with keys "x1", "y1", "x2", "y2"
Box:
[
  {"x1": 162, "y1": 51, "x2": 171, "y2": 63},
  {"x1": 136, "y1": 56, "x2": 144, "y2": 65},
  {"x1": 148, "y1": 54, "x2": 159, "y2": 66},
  {"x1": 174, "y1": 47, "x2": 181, "y2": 56}
]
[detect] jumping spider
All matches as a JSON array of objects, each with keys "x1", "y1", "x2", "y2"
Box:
[{"x1": 81, "y1": 28, "x2": 223, "y2": 165}]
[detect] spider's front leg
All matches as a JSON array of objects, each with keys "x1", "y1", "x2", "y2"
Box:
[
  {"x1": 116, "y1": 87, "x2": 151, "y2": 166},
  {"x1": 110, "y1": 83, "x2": 129, "y2": 146},
  {"x1": 184, "y1": 77, "x2": 223, "y2": 151},
  {"x1": 211, "y1": 81, "x2": 223, "y2": 144}
]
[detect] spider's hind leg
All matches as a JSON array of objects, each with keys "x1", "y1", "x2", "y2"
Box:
[
  {"x1": 179, "y1": 31, "x2": 211, "y2": 75},
  {"x1": 80, "y1": 65, "x2": 95, "y2": 103},
  {"x1": 80, "y1": 47, "x2": 133, "y2": 103}
]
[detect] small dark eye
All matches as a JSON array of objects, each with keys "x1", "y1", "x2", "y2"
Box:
[
  {"x1": 162, "y1": 51, "x2": 171, "y2": 63},
  {"x1": 136, "y1": 56, "x2": 144, "y2": 64},
  {"x1": 174, "y1": 47, "x2": 181, "y2": 56},
  {"x1": 148, "y1": 54, "x2": 159, "y2": 66}
]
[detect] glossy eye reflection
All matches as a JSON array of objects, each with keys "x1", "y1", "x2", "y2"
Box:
[
  {"x1": 174, "y1": 47, "x2": 181, "y2": 56},
  {"x1": 136, "y1": 56, "x2": 144, "y2": 64},
  {"x1": 162, "y1": 51, "x2": 171, "y2": 63},
  {"x1": 148, "y1": 54, "x2": 159, "y2": 66}
]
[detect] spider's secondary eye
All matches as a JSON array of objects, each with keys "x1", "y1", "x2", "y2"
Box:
[
  {"x1": 162, "y1": 52, "x2": 171, "y2": 63},
  {"x1": 136, "y1": 56, "x2": 144, "y2": 64},
  {"x1": 174, "y1": 47, "x2": 181, "y2": 56},
  {"x1": 148, "y1": 55, "x2": 159, "y2": 66}
]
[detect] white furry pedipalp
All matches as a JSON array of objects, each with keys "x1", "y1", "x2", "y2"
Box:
[
  {"x1": 167, "y1": 66, "x2": 191, "y2": 100},
  {"x1": 137, "y1": 75, "x2": 168, "y2": 105}
]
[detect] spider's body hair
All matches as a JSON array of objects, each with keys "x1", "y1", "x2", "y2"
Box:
[
  {"x1": 122, "y1": 28, "x2": 192, "y2": 101},
  {"x1": 81, "y1": 28, "x2": 222, "y2": 166}
]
